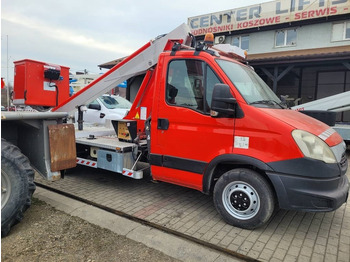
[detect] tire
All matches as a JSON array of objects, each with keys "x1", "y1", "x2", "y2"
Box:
[
  {"x1": 213, "y1": 168, "x2": 274, "y2": 229},
  {"x1": 1, "y1": 139, "x2": 36, "y2": 237}
]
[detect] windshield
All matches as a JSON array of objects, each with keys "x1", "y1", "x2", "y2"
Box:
[
  {"x1": 216, "y1": 60, "x2": 284, "y2": 108},
  {"x1": 112, "y1": 95, "x2": 132, "y2": 109},
  {"x1": 99, "y1": 95, "x2": 132, "y2": 109}
]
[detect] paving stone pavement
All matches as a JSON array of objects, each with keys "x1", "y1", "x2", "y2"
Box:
[{"x1": 35, "y1": 153, "x2": 350, "y2": 262}]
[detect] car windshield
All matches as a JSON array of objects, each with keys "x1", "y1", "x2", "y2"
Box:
[
  {"x1": 99, "y1": 95, "x2": 132, "y2": 109},
  {"x1": 216, "y1": 60, "x2": 284, "y2": 109},
  {"x1": 112, "y1": 95, "x2": 133, "y2": 109}
]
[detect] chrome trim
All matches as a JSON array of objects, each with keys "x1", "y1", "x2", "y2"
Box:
[
  {"x1": 319, "y1": 128, "x2": 336, "y2": 141},
  {"x1": 331, "y1": 141, "x2": 347, "y2": 163}
]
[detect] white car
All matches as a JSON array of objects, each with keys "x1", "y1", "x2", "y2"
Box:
[{"x1": 78, "y1": 95, "x2": 132, "y2": 125}]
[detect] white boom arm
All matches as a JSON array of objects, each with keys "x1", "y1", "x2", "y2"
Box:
[
  {"x1": 292, "y1": 91, "x2": 350, "y2": 112},
  {"x1": 53, "y1": 23, "x2": 191, "y2": 113}
]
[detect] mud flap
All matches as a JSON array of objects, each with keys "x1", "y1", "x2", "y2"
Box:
[{"x1": 48, "y1": 124, "x2": 77, "y2": 172}]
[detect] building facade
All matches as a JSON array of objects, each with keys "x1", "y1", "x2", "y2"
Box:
[{"x1": 188, "y1": 0, "x2": 350, "y2": 122}]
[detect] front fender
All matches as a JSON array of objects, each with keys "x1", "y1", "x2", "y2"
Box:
[{"x1": 202, "y1": 154, "x2": 273, "y2": 194}]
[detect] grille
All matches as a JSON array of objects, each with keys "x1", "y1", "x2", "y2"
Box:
[{"x1": 340, "y1": 153, "x2": 347, "y2": 169}]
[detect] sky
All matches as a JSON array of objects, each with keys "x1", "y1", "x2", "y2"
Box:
[{"x1": 1, "y1": 0, "x2": 270, "y2": 85}]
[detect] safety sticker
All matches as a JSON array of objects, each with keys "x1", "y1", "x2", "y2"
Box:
[
  {"x1": 135, "y1": 112, "x2": 140, "y2": 119},
  {"x1": 76, "y1": 157, "x2": 97, "y2": 168},
  {"x1": 43, "y1": 81, "x2": 56, "y2": 91},
  {"x1": 234, "y1": 136, "x2": 249, "y2": 149},
  {"x1": 140, "y1": 107, "x2": 147, "y2": 120},
  {"x1": 318, "y1": 128, "x2": 336, "y2": 141}
]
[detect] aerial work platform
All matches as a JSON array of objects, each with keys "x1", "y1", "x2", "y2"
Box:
[{"x1": 53, "y1": 24, "x2": 191, "y2": 113}]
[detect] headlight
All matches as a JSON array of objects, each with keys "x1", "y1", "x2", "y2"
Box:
[{"x1": 292, "y1": 130, "x2": 336, "y2": 164}]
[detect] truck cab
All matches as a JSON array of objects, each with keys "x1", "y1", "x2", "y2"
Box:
[{"x1": 124, "y1": 38, "x2": 349, "y2": 229}]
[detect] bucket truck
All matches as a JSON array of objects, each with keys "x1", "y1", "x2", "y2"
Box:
[{"x1": 2, "y1": 24, "x2": 348, "y2": 234}]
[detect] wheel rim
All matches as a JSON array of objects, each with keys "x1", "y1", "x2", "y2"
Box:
[
  {"x1": 222, "y1": 181, "x2": 260, "y2": 220},
  {"x1": 1, "y1": 169, "x2": 12, "y2": 209}
]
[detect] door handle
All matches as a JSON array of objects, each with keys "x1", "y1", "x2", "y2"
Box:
[{"x1": 157, "y1": 118, "x2": 169, "y2": 130}]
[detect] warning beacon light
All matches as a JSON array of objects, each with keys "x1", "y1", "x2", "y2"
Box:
[{"x1": 204, "y1": 33, "x2": 214, "y2": 47}]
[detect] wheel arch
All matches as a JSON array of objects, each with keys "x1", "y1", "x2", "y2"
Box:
[{"x1": 202, "y1": 154, "x2": 274, "y2": 195}]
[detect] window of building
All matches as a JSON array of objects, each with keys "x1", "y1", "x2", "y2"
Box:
[
  {"x1": 331, "y1": 21, "x2": 350, "y2": 41},
  {"x1": 166, "y1": 60, "x2": 222, "y2": 113},
  {"x1": 232, "y1": 35, "x2": 249, "y2": 50},
  {"x1": 275, "y1": 29, "x2": 297, "y2": 47}
]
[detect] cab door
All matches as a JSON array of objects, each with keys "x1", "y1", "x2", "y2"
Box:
[
  {"x1": 150, "y1": 57, "x2": 235, "y2": 191},
  {"x1": 82, "y1": 99, "x2": 104, "y2": 124}
]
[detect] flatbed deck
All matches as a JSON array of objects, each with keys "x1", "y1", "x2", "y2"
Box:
[
  {"x1": 74, "y1": 123, "x2": 146, "y2": 152},
  {"x1": 74, "y1": 124, "x2": 115, "y2": 139},
  {"x1": 76, "y1": 136, "x2": 136, "y2": 151}
]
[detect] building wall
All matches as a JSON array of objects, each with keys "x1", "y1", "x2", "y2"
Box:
[
  {"x1": 226, "y1": 19, "x2": 350, "y2": 54},
  {"x1": 70, "y1": 73, "x2": 102, "y2": 93},
  {"x1": 192, "y1": 3, "x2": 350, "y2": 122}
]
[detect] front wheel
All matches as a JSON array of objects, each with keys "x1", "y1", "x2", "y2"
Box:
[{"x1": 213, "y1": 168, "x2": 275, "y2": 229}]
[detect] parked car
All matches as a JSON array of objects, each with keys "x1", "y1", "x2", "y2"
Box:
[{"x1": 77, "y1": 95, "x2": 132, "y2": 125}]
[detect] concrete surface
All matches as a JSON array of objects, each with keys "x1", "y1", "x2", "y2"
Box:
[
  {"x1": 35, "y1": 153, "x2": 350, "y2": 262},
  {"x1": 34, "y1": 187, "x2": 242, "y2": 262}
]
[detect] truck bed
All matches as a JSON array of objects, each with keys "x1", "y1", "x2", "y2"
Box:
[
  {"x1": 76, "y1": 135, "x2": 137, "y2": 151},
  {"x1": 74, "y1": 123, "x2": 147, "y2": 151}
]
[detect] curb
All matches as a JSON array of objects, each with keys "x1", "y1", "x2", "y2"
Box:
[{"x1": 34, "y1": 187, "x2": 243, "y2": 262}]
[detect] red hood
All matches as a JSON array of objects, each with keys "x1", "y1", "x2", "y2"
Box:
[{"x1": 261, "y1": 109, "x2": 343, "y2": 147}]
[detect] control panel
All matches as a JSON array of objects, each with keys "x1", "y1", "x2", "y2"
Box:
[{"x1": 112, "y1": 120, "x2": 137, "y2": 142}]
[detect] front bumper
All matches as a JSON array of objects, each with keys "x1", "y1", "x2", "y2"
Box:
[{"x1": 267, "y1": 157, "x2": 349, "y2": 211}]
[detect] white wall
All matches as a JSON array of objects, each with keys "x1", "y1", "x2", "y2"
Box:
[{"x1": 226, "y1": 20, "x2": 350, "y2": 54}]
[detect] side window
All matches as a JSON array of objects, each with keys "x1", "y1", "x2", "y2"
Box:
[
  {"x1": 332, "y1": 21, "x2": 350, "y2": 41},
  {"x1": 232, "y1": 35, "x2": 249, "y2": 50},
  {"x1": 166, "y1": 60, "x2": 201, "y2": 109},
  {"x1": 275, "y1": 29, "x2": 297, "y2": 47},
  {"x1": 166, "y1": 59, "x2": 222, "y2": 113},
  {"x1": 206, "y1": 67, "x2": 221, "y2": 110}
]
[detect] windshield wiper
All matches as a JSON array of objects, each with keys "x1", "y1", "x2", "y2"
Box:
[{"x1": 249, "y1": 100, "x2": 285, "y2": 109}]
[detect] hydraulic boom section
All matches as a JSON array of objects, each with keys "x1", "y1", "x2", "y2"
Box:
[
  {"x1": 53, "y1": 24, "x2": 191, "y2": 113},
  {"x1": 292, "y1": 91, "x2": 350, "y2": 112}
]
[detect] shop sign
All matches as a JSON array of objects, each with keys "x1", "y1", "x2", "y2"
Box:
[{"x1": 188, "y1": 0, "x2": 350, "y2": 36}]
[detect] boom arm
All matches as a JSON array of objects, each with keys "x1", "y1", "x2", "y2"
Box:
[
  {"x1": 292, "y1": 91, "x2": 350, "y2": 112},
  {"x1": 53, "y1": 23, "x2": 191, "y2": 113}
]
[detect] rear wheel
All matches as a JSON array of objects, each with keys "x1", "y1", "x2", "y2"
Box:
[
  {"x1": 1, "y1": 139, "x2": 36, "y2": 237},
  {"x1": 213, "y1": 168, "x2": 274, "y2": 229}
]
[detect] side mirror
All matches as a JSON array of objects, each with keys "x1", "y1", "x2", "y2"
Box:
[
  {"x1": 211, "y1": 84, "x2": 237, "y2": 117},
  {"x1": 88, "y1": 103, "x2": 101, "y2": 110}
]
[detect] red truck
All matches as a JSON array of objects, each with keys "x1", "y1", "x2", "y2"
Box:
[
  {"x1": 3, "y1": 24, "x2": 348, "y2": 233},
  {"x1": 55, "y1": 24, "x2": 348, "y2": 229}
]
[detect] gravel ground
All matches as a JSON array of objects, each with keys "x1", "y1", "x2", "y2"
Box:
[{"x1": 1, "y1": 198, "x2": 180, "y2": 262}]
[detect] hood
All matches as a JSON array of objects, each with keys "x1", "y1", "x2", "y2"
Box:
[
  {"x1": 104, "y1": 110, "x2": 129, "y2": 120},
  {"x1": 261, "y1": 109, "x2": 343, "y2": 147},
  {"x1": 109, "y1": 108, "x2": 129, "y2": 115}
]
